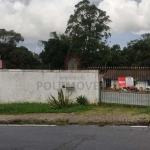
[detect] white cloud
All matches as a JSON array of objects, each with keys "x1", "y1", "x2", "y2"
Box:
[
  {"x1": 0, "y1": 0, "x2": 80, "y2": 39},
  {"x1": 1, "y1": 0, "x2": 149, "y2": 39},
  {"x1": 98, "y1": 0, "x2": 150, "y2": 34},
  {"x1": 133, "y1": 30, "x2": 150, "y2": 35},
  {"x1": 1, "y1": 0, "x2": 149, "y2": 52}
]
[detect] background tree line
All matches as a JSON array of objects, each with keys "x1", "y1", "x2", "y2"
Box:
[{"x1": 1, "y1": 0, "x2": 150, "y2": 69}]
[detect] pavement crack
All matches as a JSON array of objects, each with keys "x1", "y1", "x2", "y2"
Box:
[
  {"x1": 71, "y1": 135, "x2": 96, "y2": 150},
  {"x1": 52, "y1": 135, "x2": 96, "y2": 150},
  {"x1": 52, "y1": 138, "x2": 77, "y2": 150}
]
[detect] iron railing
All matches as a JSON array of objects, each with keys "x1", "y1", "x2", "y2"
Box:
[{"x1": 89, "y1": 67, "x2": 150, "y2": 106}]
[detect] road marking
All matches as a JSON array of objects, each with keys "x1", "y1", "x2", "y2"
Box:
[
  {"x1": 49, "y1": 125, "x2": 57, "y2": 127},
  {"x1": 0, "y1": 124, "x2": 57, "y2": 127},
  {"x1": 131, "y1": 126, "x2": 148, "y2": 128}
]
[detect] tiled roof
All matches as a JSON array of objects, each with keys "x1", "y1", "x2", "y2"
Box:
[{"x1": 103, "y1": 69, "x2": 150, "y2": 80}]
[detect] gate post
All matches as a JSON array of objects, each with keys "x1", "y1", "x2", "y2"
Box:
[{"x1": 99, "y1": 81, "x2": 102, "y2": 104}]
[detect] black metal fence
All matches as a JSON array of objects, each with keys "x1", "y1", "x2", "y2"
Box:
[{"x1": 89, "y1": 67, "x2": 150, "y2": 106}]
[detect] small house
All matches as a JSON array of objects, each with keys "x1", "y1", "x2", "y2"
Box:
[
  {"x1": 64, "y1": 55, "x2": 81, "y2": 70},
  {"x1": 67, "y1": 58, "x2": 79, "y2": 70},
  {"x1": 103, "y1": 69, "x2": 150, "y2": 90}
]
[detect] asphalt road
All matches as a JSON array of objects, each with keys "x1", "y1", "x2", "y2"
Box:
[{"x1": 0, "y1": 125, "x2": 150, "y2": 150}]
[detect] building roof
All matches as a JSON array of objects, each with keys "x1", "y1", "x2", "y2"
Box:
[
  {"x1": 67, "y1": 58, "x2": 79, "y2": 65},
  {"x1": 64, "y1": 55, "x2": 81, "y2": 70},
  {"x1": 103, "y1": 69, "x2": 150, "y2": 80}
]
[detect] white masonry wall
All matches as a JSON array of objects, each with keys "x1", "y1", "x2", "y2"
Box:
[{"x1": 0, "y1": 70, "x2": 99, "y2": 103}]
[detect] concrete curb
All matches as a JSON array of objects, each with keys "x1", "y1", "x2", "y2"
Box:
[
  {"x1": 0, "y1": 118, "x2": 150, "y2": 126},
  {"x1": 0, "y1": 113, "x2": 149, "y2": 125}
]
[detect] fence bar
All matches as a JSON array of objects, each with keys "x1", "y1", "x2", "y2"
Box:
[{"x1": 93, "y1": 66, "x2": 150, "y2": 106}]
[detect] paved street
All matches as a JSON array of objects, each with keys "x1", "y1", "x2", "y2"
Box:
[{"x1": 0, "y1": 125, "x2": 150, "y2": 150}]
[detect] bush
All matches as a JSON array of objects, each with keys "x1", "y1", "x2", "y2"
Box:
[
  {"x1": 48, "y1": 89, "x2": 72, "y2": 109},
  {"x1": 76, "y1": 95, "x2": 88, "y2": 105}
]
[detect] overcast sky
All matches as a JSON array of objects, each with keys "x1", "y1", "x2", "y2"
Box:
[{"x1": 0, "y1": 0, "x2": 149, "y2": 53}]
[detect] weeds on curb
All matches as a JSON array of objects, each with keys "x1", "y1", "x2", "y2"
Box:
[{"x1": 56, "y1": 119, "x2": 69, "y2": 125}]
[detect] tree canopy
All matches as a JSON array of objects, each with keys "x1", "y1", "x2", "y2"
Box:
[
  {"x1": 0, "y1": 29, "x2": 24, "y2": 46},
  {"x1": 1, "y1": 0, "x2": 150, "y2": 70},
  {"x1": 0, "y1": 29, "x2": 42, "y2": 69},
  {"x1": 39, "y1": 32, "x2": 69, "y2": 69},
  {"x1": 39, "y1": 0, "x2": 150, "y2": 69},
  {"x1": 65, "y1": 0, "x2": 111, "y2": 68},
  {"x1": 122, "y1": 33, "x2": 150, "y2": 66}
]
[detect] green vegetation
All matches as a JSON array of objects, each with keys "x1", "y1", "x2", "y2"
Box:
[
  {"x1": 48, "y1": 89, "x2": 73, "y2": 109},
  {"x1": 39, "y1": 0, "x2": 150, "y2": 69},
  {"x1": 39, "y1": 32, "x2": 69, "y2": 69},
  {"x1": 91, "y1": 103, "x2": 150, "y2": 115},
  {"x1": 76, "y1": 95, "x2": 88, "y2": 105},
  {"x1": 40, "y1": 0, "x2": 111, "y2": 69},
  {"x1": 55, "y1": 119, "x2": 69, "y2": 125},
  {"x1": 0, "y1": 103, "x2": 93, "y2": 114},
  {"x1": 0, "y1": 29, "x2": 44, "y2": 69},
  {"x1": 1, "y1": 103, "x2": 150, "y2": 115},
  {"x1": 1, "y1": 0, "x2": 150, "y2": 69},
  {"x1": 65, "y1": 0, "x2": 111, "y2": 68}
]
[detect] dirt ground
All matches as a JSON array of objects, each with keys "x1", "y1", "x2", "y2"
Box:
[{"x1": 0, "y1": 112, "x2": 150, "y2": 125}]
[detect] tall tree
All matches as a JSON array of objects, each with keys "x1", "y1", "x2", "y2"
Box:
[
  {"x1": 0, "y1": 29, "x2": 42, "y2": 69},
  {"x1": 0, "y1": 29, "x2": 24, "y2": 61},
  {"x1": 39, "y1": 32, "x2": 69, "y2": 69},
  {"x1": 122, "y1": 33, "x2": 150, "y2": 66},
  {"x1": 65, "y1": 0, "x2": 111, "y2": 68},
  {"x1": 7, "y1": 46, "x2": 41, "y2": 69},
  {"x1": 0, "y1": 29, "x2": 24, "y2": 46},
  {"x1": 108, "y1": 44, "x2": 124, "y2": 66}
]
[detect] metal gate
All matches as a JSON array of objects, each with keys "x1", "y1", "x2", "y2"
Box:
[{"x1": 98, "y1": 67, "x2": 150, "y2": 106}]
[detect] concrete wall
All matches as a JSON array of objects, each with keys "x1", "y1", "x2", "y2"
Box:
[{"x1": 0, "y1": 70, "x2": 99, "y2": 103}]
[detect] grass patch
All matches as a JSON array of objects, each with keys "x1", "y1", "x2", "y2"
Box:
[
  {"x1": 82, "y1": 103, "x2": 150, "y2": 115},
  {"x1": 0, "y1": 102, "x2": 150, "y2": 115},
  {"x1": 0, "y1": 103, "x2": 93, "y2": 114},
  {"x1": 96, "y1": 103, "x2": 150, "y2": 115}
]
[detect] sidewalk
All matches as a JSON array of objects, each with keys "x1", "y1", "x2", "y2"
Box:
[{"x1": 0, "y1": 113, "x2": 150, "y2": 125}]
